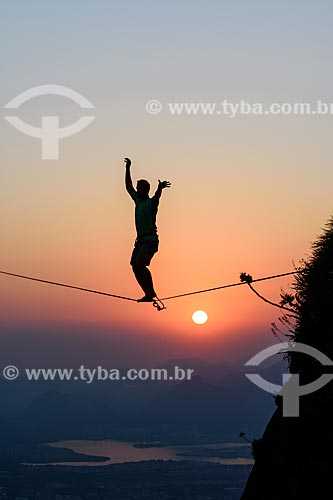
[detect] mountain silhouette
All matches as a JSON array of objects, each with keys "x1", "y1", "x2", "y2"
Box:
[
  {"x1": 241, "y1": 216, "x2": 333, "y2": 499},
  {"x1": 137, "y1": 374, "x2": 273, "y2": 432},
  {"x1": 21, "y1": 390, "x2": 121, "y2": 441}
]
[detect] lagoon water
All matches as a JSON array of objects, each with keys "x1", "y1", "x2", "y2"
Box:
[{"x1": 48, "y1": 439, "x2": 254, "y2": 466}]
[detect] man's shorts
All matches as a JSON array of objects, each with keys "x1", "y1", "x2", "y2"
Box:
[{"x1": 130, "y1": 239, "x2": 159, "y2": 267}]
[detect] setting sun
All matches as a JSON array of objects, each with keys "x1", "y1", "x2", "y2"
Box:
[{"x1": 192, "y1": 310, "x2": 208, "y2": 325}]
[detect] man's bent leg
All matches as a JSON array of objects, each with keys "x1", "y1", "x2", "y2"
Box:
[
  {"x1": 132, "y1": 264, "x2": 156, "y2": 299},
  {"x1": 131, "y1": 240, "x2": 158, "y2": 299}
]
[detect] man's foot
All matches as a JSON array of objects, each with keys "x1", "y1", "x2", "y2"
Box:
[{"x1": 137, "y1": 295, "x2": 154, "y2": 303}]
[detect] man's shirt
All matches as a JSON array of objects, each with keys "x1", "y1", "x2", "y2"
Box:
[{"x1": 129, "y1": 189, "x2": 160, "y2": 242}]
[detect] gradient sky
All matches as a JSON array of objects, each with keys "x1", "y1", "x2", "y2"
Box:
[{"x1": 1, "y1": 1, "x2": 333, "y2": 367}]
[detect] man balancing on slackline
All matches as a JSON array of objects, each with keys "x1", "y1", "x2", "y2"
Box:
[{"x1": 124, "y1": 157, "x2": 171, "y2": 303}]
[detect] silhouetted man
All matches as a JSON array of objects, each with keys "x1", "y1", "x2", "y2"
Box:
[{"x1": 124, "y1": 157, "x2": 171, "y2": 302}]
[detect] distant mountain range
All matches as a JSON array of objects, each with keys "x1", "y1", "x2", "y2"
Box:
[
  {"x1": 136, "y1": 361, "x2": 285, "y2": 433},
  {"x1": 0, "y1": 356, "x2": 288, "y2": 443}
]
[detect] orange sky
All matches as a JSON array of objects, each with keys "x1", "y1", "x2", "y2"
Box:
[{"x1": 1, "y1": 1, "x2": 333, "y2": 365}]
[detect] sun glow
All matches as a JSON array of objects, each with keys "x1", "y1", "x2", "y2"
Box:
[{"x1": 192, "y1": 310, "x2": 208, "y2": 325}]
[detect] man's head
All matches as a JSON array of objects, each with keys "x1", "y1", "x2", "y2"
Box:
[{"x1": 136, "y1": 179, "x2": 150, "y2": 199}]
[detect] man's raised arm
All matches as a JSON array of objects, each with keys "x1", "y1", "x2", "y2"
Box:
[
  {"x1": 154, "y1": 179, "x2": 171, "y2": 201},
  {"x1": 124, "y1": 157, "x2": 135, "y2": 197}
]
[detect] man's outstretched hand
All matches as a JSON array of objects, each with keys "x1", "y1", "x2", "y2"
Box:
[
  {"x1": 158, "y1": 180, "x2": 171, "y2": 189},
  {"x1": 124, "y1": 157, "x2": 132, "y2": 168}
]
